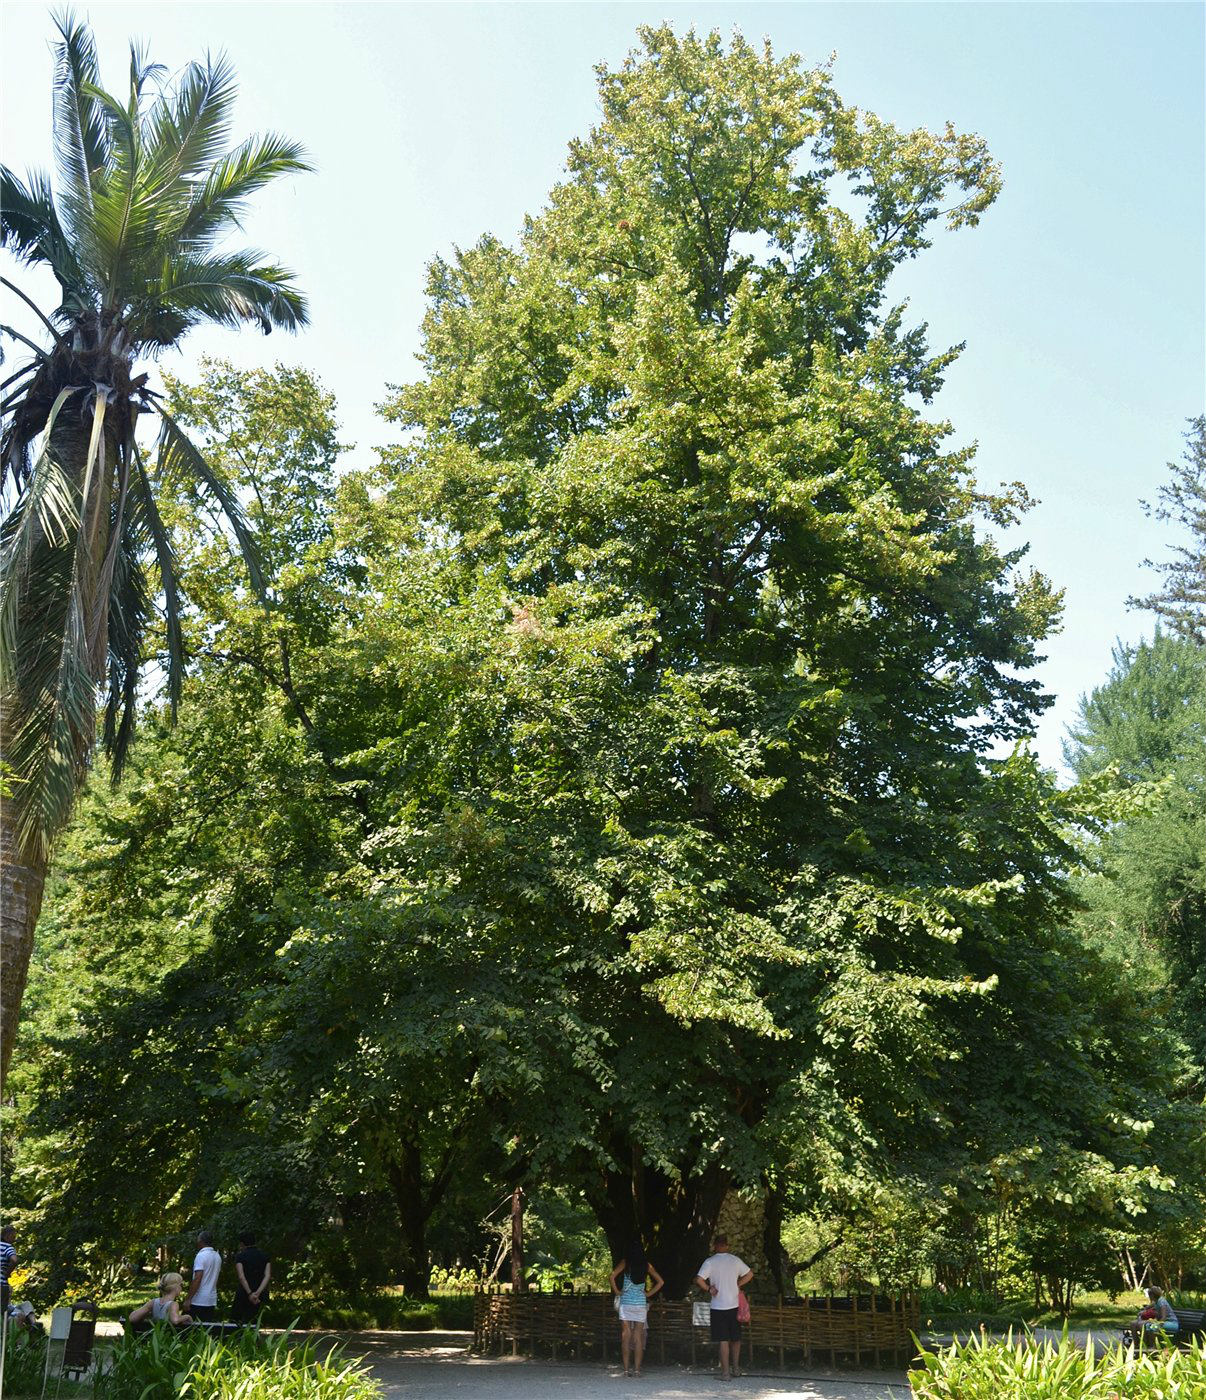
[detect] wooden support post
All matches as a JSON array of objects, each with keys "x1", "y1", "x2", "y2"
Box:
[
  {"x1": 871, "y1": 1289, "x2": 880, "y2": 1369},
  {"x1": 852, "y1": 1293, "x2": 861, "y2": 1368},
  {"x1": 510, "y1": 1185, "x2": 525, "y2": 1294}
]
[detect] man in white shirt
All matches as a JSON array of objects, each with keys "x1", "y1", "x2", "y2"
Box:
[
  {"x1": 185, "y1": 1229, "x2": 222, "y2": 1321},
  {"x1": 695, "y1": 1234, "x2": 753, "y2": 1381}
]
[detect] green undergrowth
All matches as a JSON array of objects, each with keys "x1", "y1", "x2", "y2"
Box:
[
  {"x1": 919, "y1": 1288, "x2": 1151, "y2": 1335},
  {"x1": 910, "y1": 1331, "x2": 1206, "y2": 1398},
  {"x1": 0, "y1": 1331, "x2": 92, "y2": 1398},
  {"x1": 263, "y1": 1291, "x2": 474, "y2": 1331},
  {"x1": 93, "y1": 1324, "x2": 380, "y2": 1400}
]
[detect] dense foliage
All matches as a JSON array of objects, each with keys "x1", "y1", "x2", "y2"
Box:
[
  {"x1": 93, "y1": 1327, "x2": 379, "y2": 1400},
  {"x1": 911, "y1": 1332, "x2": 1206, "y2": 1399},
  {"x1": 2, "y1": 23, "x2": 1202, "y2": 1324}
]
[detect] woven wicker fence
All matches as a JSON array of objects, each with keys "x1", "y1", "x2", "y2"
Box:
[{"x1": 473, "y1": 1288, "x2": 920, "y2": 1368}]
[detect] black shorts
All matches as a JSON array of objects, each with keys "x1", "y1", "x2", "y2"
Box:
[
  {"x1": 187, "y1": 1304, "x2": 217, "y2": 1321},
  {"x1": 710, "y1": 1307, "x2": 741, "y2": 1342}
]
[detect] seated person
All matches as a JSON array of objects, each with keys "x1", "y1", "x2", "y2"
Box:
[
  {"x1": 6, "y1": 1300, "x2": 43, "y2": 1337},
  {"x1": 1129, "y1": 1286, "x2": 1178, "y2": 1340},
  {"x1": 129, "y1": 1272, "x2": 192, "y2": 1328}
]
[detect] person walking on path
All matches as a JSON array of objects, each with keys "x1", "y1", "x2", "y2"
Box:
[
  {"x1": 694, "y1": 1235, "x2": 753, "y2": 1381},
  {"x1": 610, "y1": 1241, "x2": 664, "y2": 1377},
  {"x1": 232, "y1": 1231, "x2": 271, "y2": 1322},
  {"x1": 184, "y1": 1230, "x2": 222, "y2": 1321}
]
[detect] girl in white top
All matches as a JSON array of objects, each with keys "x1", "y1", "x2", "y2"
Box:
[{"x1": 129, "y1": 1271, "x2": 190, "y2": 1327}]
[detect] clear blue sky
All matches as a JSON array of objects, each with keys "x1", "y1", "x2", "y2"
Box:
[{"x1": 3, "y1": 2, "x2": 1203, "y2": 772}]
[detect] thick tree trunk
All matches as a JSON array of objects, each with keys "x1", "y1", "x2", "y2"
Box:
[
  {"x1": 762, "y1": 1180, "x2": 791, "y2": 1298},
  {"x1": 0, "y1": 804, "x2": 47, "y2": 1088},
  {"x1": 588, "y1": 1143, "x2": 729, "y2": 1298},
  {"x1": 387, "y1": 1145, "x2": 432, "y2": 1299}
]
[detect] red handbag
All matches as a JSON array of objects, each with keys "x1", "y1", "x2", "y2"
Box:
[{"x1": 737, "y1": 1290, "x2": 750, "y2": 1323}]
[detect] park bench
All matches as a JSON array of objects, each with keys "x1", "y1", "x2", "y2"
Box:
[{"x1": 125, "y1": 1315, "x2": 249, "y2": 1340}]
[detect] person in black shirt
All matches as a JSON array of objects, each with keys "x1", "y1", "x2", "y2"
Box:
[{"x1": 232, "y1": 1231, "x2": 271, "y2": 1322}]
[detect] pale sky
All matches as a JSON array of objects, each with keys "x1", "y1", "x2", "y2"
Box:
[{"x1": 2, "y1": 2, "x2": 1203, "y2": 773}]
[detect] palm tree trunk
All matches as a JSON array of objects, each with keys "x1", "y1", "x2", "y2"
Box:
[{"x1": 0, "y1": 774, "x2": 47, "y2": 1088}]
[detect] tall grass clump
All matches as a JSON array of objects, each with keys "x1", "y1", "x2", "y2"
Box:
[
  {"x1": 0, "y1": 1330, "x2": 49, "y2": 1395},
  {"x1": 94, "y1": 1325, "x2": 381, "y2": 1400},
  {"x1": 910, "y1": 1330, "x2": 1206, "y2": 1398}
]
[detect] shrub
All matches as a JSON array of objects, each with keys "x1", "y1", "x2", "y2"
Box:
[
  {"x1": 183, "y1": 1339, "x2": 380, "y2": 1399},
  {"x1": 910, "y1": 1331, "x2": 1206, "y2": 1398},
  {"x1": 93, "y1": 1324, "x2": 381, "y2": 1400}
]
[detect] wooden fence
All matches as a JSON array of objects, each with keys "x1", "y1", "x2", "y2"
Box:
[{"x1": 472, "y1": 1289, "x2": 921, "y2": 1368}]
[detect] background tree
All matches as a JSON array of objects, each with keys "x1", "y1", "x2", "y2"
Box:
[
  {"x1": 1065, "y1": 632, "x2": 1205, "y2": 1072},
  {"x1": 0, "y1": 13, "x2": 309, "y2": 1082},
  {"x1": 1129, "y1": 416, "x2": 1206, "y2": 645}
]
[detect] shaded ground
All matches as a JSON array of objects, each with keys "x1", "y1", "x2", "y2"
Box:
[{"x1": 336, "y1": 1331, "x2": 912, "y2": 1400}]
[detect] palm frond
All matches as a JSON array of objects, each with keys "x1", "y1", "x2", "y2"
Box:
[
  {"x1": 50, "y1": 9, "x2": 108, "y2": 212},
  {"x1": 0, "y1": 388, "x2": 83, "y2": 682},
  {"x1": 88, "y1": 448, "x2": 132, "y2": 662},
  {"x1": 81, "y1": 83, "x2": 143, "y2": 297},
  {"x1": 127, "y1": 40, "x2": 168, "y2": 112},
  {"x1": 7, "y1": 538, "x2": 97, "y2": 854},
  {"x1": 0, "y1": 167, "x2": 66, "y2": 269},
  {"x1": 176, "y1": 131, "x2": 311, "y2": 243},
  {"x1": 138, "y1": 250, "x2": 309, "y2": 335},
  {"x1": 130, "y1": 441, "x2": 184, "y2": 716},
  {"x1": 1, "y1": 425, "x2": 97, "y2": 855},
  {"x1": 101, "y1": 489, "x2": 152, "y2": 779},
  {"x1": 154, "y1": 406, "x2": 264, "y2": 596},
  {"x1": 0, "y1": 324, "x2": 50, "y2": 363},
  {"x1": 1, "y1": 275, "x2": 66, "y2": 346},
  {"x1": 143, "y1": 54, "x2": 236, "y2": 191}
]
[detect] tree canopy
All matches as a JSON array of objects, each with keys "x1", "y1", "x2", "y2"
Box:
[{"x1": 3, "y1": 24, "x2": 1203, "y2": 1316}]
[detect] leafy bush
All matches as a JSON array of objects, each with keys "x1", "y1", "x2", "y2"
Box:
[
  {"x1": 182, "y1": 1339, "x2": 380, "y2": 1399},
  {"x1": 910, "y1": 1331, "x2": 1206, "y2": 1398},
  {"x1": 93, "y1": 1324, "x2": 380, "y2": 1400},
  {"x1": 918, "y1": 1285, "x2": 1005, "y2": 1318}
]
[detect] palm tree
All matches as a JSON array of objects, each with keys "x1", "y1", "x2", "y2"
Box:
[{"x1": 0, "y1": 13, "x2": 311, "y2": 1084}]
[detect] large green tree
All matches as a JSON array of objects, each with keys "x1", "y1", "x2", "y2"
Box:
[
  {"x1": 349, "y1": 24, "x2": 1076, "y2": 1290},
  {"x1": 0, "y1": 15, "x2": 309, "y2": 1081}
]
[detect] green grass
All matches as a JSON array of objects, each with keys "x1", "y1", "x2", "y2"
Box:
[
  {"x1": 263, "y1": 1290, "x2": 474, "y2": 1332},
  {"x1": 921, "y1": 1289, "x2": 1150, "y2": 1335}
]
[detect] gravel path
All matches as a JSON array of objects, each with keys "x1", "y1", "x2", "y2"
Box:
[{"x1": 337, "y1": 1332, "x2": 912, "y2": 1400}]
